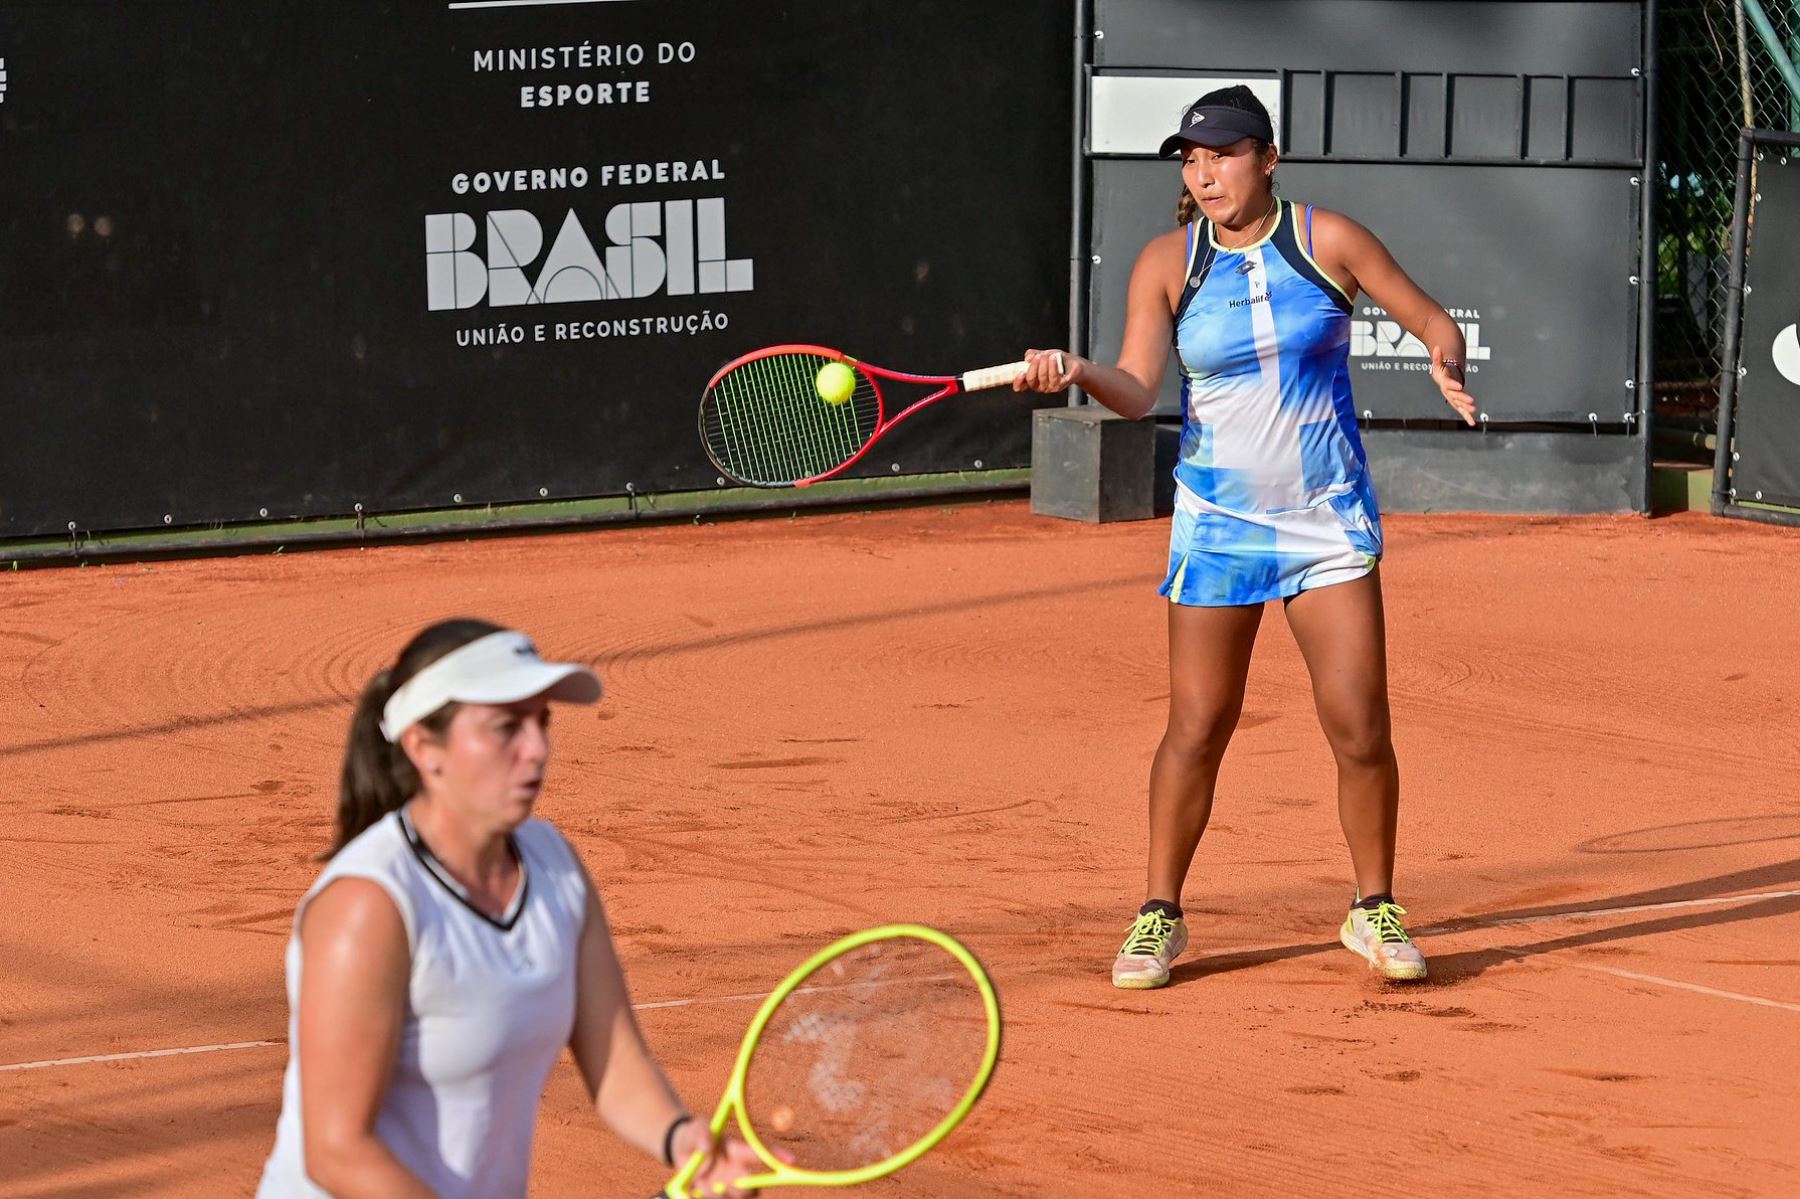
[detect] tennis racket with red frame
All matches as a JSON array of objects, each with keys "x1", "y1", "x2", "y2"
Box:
[{"x1": 698, "y1": 344, "x2": 1047, "y2": 489}]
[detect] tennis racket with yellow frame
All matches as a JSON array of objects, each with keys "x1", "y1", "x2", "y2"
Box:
[{"x1": 657, "y1": 924, "x2": 1001, "y2": 1197}]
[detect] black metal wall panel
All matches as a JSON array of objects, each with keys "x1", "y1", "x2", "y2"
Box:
[
  {"x1": 1088, "y1": 160, "x2": 1640, "y2": 421},
  {"x1": 1367, "y1": 428, "x2": 1644, "y2": 513},
  {"x1": 1094, "y1": 0, "x2": 1642, "y2": 77},
  {"x1": 1290, "y1": 162, "x2": 1637, "y2": 421},
  {"x1": 1731, "y1": 151, "x2": 1800, "y2": 509},
  {"x1": 0, "y1": 1, "x2": 1071, "y2": 538},
  {"x1": 1084, "y1": 0, "x2": 1646, "y2": 431}
]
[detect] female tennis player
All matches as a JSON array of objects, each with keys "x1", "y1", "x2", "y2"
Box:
[
  {"x1": 257, "y1": 619, "x2": 760, "y2": 1197},
  {"x1": 1017, "y1": 86, "x2": 1476, "y2": 988}
]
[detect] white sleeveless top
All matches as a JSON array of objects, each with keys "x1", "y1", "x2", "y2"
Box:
[{"x1": 257, "y1": 809, "x2": 588, "y2": 1198}]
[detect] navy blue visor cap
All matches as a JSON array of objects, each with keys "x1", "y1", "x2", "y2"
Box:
[{"x1": 1159, "y1": 103, "x2": 1276, "y2": 158}]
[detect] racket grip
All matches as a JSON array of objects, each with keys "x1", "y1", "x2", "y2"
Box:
[{"x1": 959, "y1": 361, "x2": 1030, "y2": 392}]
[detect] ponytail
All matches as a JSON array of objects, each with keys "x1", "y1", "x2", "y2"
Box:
[
  {"x1": 328, "y1": 617, "x2": 505, "y2": 856},
  {"x1": 330, "y1": 669, "x2": 416, "y2": 856}
]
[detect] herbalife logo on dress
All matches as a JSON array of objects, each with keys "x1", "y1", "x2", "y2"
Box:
[{"x1": 426, "y1": 198, "x2": 752, "y2": 310}]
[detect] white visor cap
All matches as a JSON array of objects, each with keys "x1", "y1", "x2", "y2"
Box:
[{"x1": 379, "y1": 630, "x2": 602, "y2": 743}]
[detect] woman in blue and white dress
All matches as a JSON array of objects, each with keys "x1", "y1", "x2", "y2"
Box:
[
  {"x1": 1017, "y1": 86, "x2": 1478, "y2": 989},
  {"x1": 257, "y1": 620, "x2": 759, "y2": 1197}
]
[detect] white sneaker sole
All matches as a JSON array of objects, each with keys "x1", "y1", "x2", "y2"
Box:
[
  {"x1": 1339, "y1": 923, "x2": 1428, "y2": 981},
  {"x1": 1112, "y1": 963, "x2": 1172, "y2": 990}
]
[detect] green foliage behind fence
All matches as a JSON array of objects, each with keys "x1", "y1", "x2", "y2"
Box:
[{"x1": 1657, "y1": 1, "x2": 1800, "y2": 423}]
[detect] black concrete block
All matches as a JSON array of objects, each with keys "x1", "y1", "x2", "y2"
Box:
[{"x1": 1030, "y1": 406, "x2": 1156, "y2": 523}]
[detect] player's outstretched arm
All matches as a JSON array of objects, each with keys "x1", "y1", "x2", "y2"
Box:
[
  {"x1": 1013, "y1": 228, "x2": 1185, "y2": 420},
  {"x1": 1313, "y1": 208, "x2": 1478, "y2": 426}
]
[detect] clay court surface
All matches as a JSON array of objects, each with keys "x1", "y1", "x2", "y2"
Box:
[{"x1": 3, "y1": 501, "x2": 1798, "y2": 1197}]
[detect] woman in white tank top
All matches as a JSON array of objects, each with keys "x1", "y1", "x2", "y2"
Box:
[{"x1": 258, "y1": 619, "x2": 758, "y2": 1198}]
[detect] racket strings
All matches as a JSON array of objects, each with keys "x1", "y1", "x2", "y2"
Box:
[
  {"x1": 701, "y1": 352, "x2": 882, "y2": 486},
  {"x1": 741, "y1": 940, "x2": 990, "y2": 1173}
]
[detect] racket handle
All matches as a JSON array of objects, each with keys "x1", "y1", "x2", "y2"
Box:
[
  {"x1": 656, "y1": 1143, "x2": 709, "y2": 1199},
  {"x1": 959, "y1": 361, "x2": 1030, "y2": 392}
]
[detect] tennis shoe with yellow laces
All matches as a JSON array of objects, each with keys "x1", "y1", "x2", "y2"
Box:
[
  {"x1": 1340, "y1": 898, "x2": 1427, "y2": 981},
  {"x1": 1111, "y1": 908, "x2": 1188, "y2": 989}
]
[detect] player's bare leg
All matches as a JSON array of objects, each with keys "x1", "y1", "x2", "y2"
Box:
[
  {"x1": 1115, "y1": 600, "x2": 1262, "y2": 989},
  {"x1": 1285, "y1": 568, "x2": 1425, "y2": 981}
]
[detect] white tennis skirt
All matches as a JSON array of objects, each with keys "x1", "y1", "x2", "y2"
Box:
[{"x1": 1159, "y1": 474, "x2": 1383, "y2": 607}]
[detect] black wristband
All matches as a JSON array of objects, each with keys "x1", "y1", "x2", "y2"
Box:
[{"x1": 661, "y1": 1114, "x2": 695, "y2": 1167}]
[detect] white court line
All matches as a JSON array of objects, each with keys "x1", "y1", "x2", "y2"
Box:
[
  {"x1": 448, "y1": 0, "x2": 641, "y2": 10},
  {"x1": 1195, "y1": 887, "x2": 1800, "y2": 961},
  {"x1": 0, "y1": 1040, "x2": 280, "y2": 1073},
  {"x1": 1521, "y1": 958, "x2": 1800, "y2": 1015},
  {"x1": 1194, "y1": 887, "x2": 1800, "y2": 1014},
  {"x1": 0, "y1": 973, "x2": 956, "y2": 1073},
  {"x1": 9, "y1": 891, "x2": 1799, "y2": 1073},
  {"x1": 637, "y1": 973, "x2": 959, "y2": 1012},
  {"x1": 1433, "y1": 887, "x2": 1800, "y2": 933}
]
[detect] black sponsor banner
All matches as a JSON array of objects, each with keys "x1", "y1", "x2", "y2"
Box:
[
  {"x1": 0, "y1": 1, "x2": 1070, "y2": 538},
  {"x1": 1089, "y1": 161, "x2": 1639, "y2": 422},
  {"x1": 1732, "y1": 151, "x2": 1800, "y2": 510}
]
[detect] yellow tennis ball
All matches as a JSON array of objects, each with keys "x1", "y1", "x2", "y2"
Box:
[{"x1": 815, "y1": 361, "x2": 856, "y2": 406}]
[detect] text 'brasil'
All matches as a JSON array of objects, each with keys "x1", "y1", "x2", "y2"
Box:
[{"x1": 426, "y1": 198, "x2": 752, "y2": 311}]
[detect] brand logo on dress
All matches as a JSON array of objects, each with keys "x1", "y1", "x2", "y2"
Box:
[
  {"x1": 1227, "y1": 291, "x2": 1271, "y2": 309},
  {"x1": 1235, "y1": 259, "x2": 1255, "y2": 275}
]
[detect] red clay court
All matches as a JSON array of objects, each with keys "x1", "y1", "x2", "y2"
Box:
[{"x1": 3, "y1": 501, "x2": 1798, "y2": 1197}]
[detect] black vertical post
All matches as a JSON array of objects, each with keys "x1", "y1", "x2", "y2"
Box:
[
  {"x1": 1712, "y1": 128, "x2": 1757, "y2": 513},
  {"x1": 1068, "y1": 0, "x2": 1093, "y2": 406},
  {"x1": 1637, "y1": 0, "x2": 1659, "y2": 507}
]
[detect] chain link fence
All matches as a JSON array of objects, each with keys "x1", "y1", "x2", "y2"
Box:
[{"x1": 1657, "y1": 0, "x2": 1800, "y2": 450}]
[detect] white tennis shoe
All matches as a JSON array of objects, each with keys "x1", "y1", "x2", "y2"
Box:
[
  {"x1": 1340, "y1": 900, "x2": 1428, "y2": 981},
  {"x1": 1112, "y1": 909, "x2": 1189, "y2": 989}
]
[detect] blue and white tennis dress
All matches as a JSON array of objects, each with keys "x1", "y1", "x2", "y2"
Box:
[{"x1": 1161, "y1": 200, "x2": 1382, "y2": 607}]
